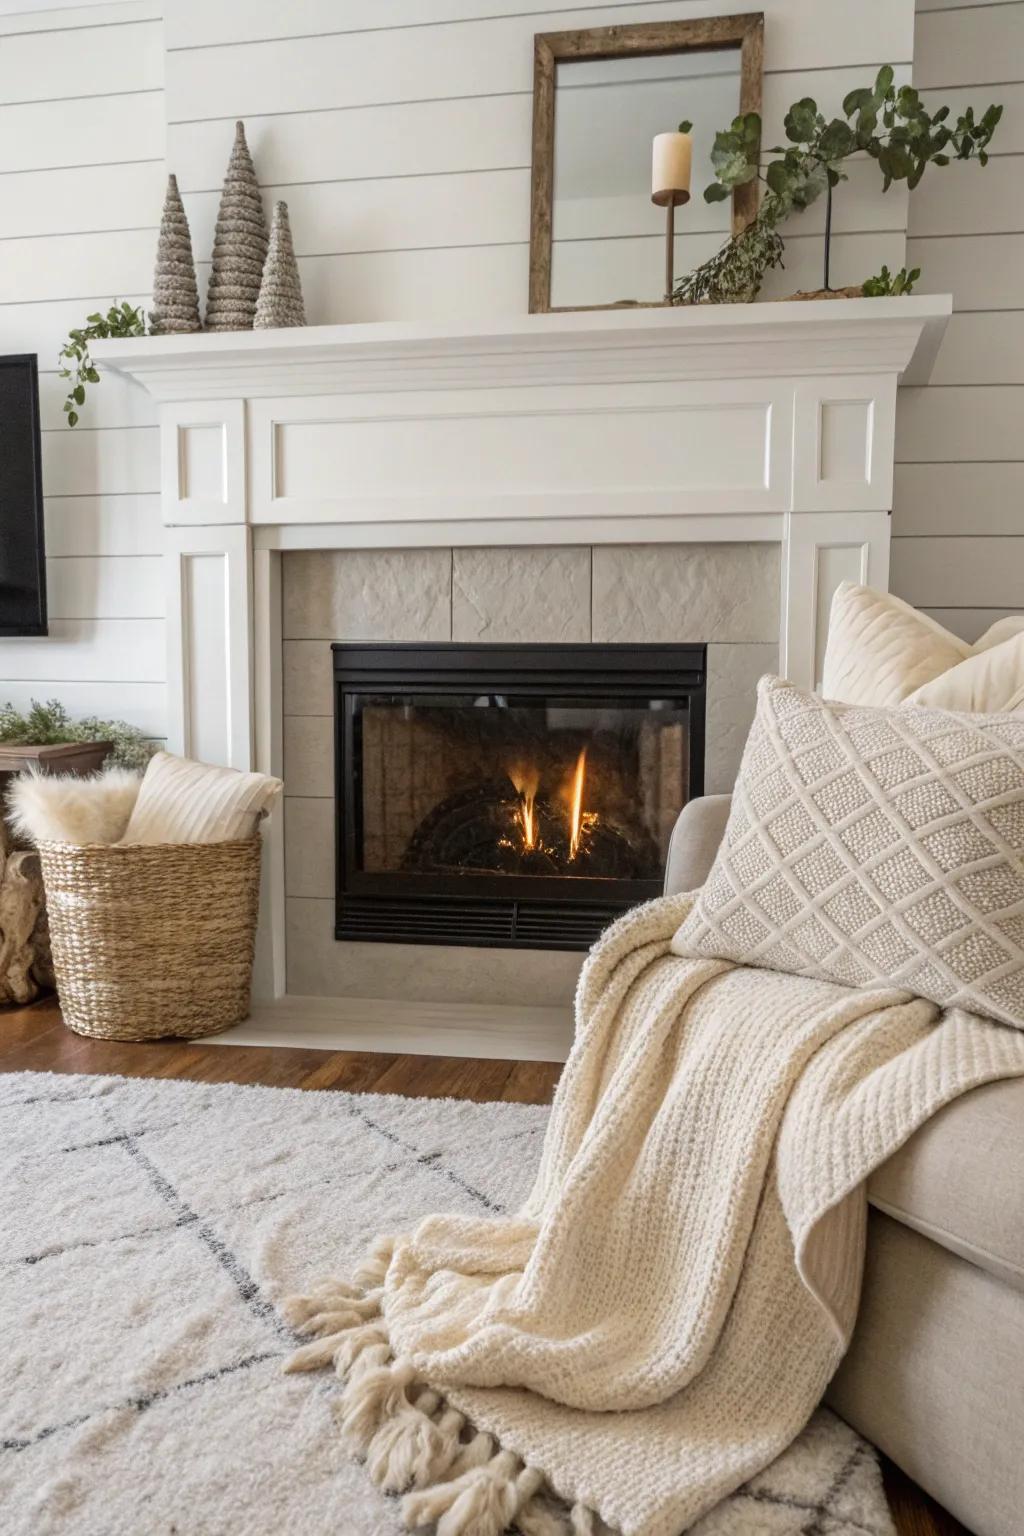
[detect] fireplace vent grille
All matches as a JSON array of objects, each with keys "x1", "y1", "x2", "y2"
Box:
[{"x1": 336, "y1": 895, "x2": 625, "y2": 950}]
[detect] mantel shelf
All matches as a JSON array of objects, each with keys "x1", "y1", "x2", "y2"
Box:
[{"x1": 92, "y1": 295, "x2": 951, "y2": 401}]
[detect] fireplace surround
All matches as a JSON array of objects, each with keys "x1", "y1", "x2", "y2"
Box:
[
  {"x1": 334, "y1": 641, "x2": 705, "y2": 949},
  {"x1": 93, "y1": 297, "x2": 950, "y2": 1058}
]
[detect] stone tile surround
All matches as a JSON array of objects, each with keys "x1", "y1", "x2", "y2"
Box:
[{"x1": 282, "y1": 544, "x2": 779, "y2": 1003}]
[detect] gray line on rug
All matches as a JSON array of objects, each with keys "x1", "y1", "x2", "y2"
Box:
[
  {"x1": 801, "y1": 1442, "x2": 867, "y2": 1536},
  {"x1": 737, "y1": 1485, "x2": 881, "y2": 1536},
  {"x1": 1, "y1": 1351, "x2": 279, "y2": 1454},
  {"x1": 344, "y1": 1101, "x2": 506, "y2": 1214}
]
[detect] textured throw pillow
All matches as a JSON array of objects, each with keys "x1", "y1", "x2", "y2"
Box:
[
  {"x1": 672, "y1": 677, "x2": 1024, "y2": 1030},
  {"x1": 120, "y1": 751, "x2": 282, "y2": 845},
  {"x1": 821, "y1": 582, "x2": 971, "y2": 706},
  {"x1": 821, "y1": 582, "x2": 1024, "y2": 710}
]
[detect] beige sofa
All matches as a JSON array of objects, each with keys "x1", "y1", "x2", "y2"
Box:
[{"x1": 664, "y1": 795, "x2": 1024, "y2": 1536}]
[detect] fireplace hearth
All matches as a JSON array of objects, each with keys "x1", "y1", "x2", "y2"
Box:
[{"x1": 334, "y1": 643, "x2": 705, "y2": 949}]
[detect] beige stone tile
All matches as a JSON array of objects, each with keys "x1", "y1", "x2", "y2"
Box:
[
  {"x1": 286, "y1": 897, "x2": 583, "y2": 1006},
  {"x1": 704, "y1": 643, "x2": 777, "y2": 794},
  {"x1": 283, "y1": 715, "x2": 333, "y2": 798},
  {"x1": 281, "y1": 548, "x2": 451, "y2": 641},
  {"x1": 283, "y1": 640, "x2": 333, "y2": 716},
  {"x1": 592, "y1": 543, "x2": 780, "y2": 644},
  {"x1": 452, "y1": 546, "x2": 591, "y2": 642},
  {"x1": 284, "y1": 797, "x2": 334, "y2": 899}
]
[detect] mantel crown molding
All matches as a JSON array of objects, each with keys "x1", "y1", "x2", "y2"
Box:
[{"x1": 92, "y1": 295, "x2": 951, "y2": 401}]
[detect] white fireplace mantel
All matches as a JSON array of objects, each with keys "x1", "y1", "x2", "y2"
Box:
[{"x1": 93, "y1": 296, "x2": 950, "y2": 1053}]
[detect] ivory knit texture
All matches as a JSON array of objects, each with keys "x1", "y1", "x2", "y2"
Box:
[{"x1": 287, "y1": 893, "x2": 1024, "y2": 1536}]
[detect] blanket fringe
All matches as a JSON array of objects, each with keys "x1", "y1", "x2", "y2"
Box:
[{"x1": 281, "y1": 1250, "x2": 610, "y2": 1536}]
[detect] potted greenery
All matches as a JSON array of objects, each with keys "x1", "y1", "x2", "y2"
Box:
[
  {"x1": 674, "y1": 68, "x2": 1002, "y2": 305},
  {"x1": 0, "y1": 699, "x2": 153, "y2": 774}
]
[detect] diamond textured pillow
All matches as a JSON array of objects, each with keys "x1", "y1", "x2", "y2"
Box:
[{"x1": 672, "y1": 676, "x2": 1024, "y2": 1030}]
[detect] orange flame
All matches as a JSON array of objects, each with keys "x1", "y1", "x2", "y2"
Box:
[
  {"x1": 509, "y1": 765, "x2": 539, "y2": 850},
  {"x1": 568, "y1": 748, "x2": 587, "y2": 860}
]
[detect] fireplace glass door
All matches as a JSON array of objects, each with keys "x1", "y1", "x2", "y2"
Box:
[{"x1": 334, "y1": 644, "x2": 705, "y2": 949}]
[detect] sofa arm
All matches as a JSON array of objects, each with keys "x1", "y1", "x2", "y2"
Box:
[{"x1": 663, "y1": 795, "x2": 731, "y2": 896}]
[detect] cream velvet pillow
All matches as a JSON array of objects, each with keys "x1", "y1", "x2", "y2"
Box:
[
  {"x1": 120, "y1": 751, "x2": 282, "y2": 845},
  {"x1": 821, "y1": 582, "x2": 1024, "y2": 712},
  {"x1": 672, "y1": 677, "x2": 1024, "y2": 1030}
]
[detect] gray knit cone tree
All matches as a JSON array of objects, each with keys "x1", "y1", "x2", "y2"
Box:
[
  {"x1": 149, "y1": 174, "x2": 201, "y2": 335},
  {"x1": 254, "y1": 200, "x2": 306, "y2": 329},
  {"x1": 204, "y1": 120, "x2": 269, "y2": 332}
]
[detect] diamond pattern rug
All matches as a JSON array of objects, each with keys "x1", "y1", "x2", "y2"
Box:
[{"x1": 1, "y1": 1071, "x2": 894, "y2": 1535}]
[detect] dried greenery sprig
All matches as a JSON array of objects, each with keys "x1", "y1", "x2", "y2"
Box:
[{"x1": 58, "y1": 302, "x2": 147, "y2": 426}]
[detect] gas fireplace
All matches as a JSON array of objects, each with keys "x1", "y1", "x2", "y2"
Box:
[{"x1": 333, "y1": 643, "x2": 706, "y2": 949}]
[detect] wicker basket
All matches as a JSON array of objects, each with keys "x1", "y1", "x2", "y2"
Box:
[{"x1": 38, "y1": 837, "x2": 262, "y2": 1041}]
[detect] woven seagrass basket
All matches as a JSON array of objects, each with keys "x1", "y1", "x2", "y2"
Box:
[{"x1": 37, "y1": 837, "x2": 262, "y2": 1041}]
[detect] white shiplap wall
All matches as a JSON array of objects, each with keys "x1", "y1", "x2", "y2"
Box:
[
  {"x1": 2, "y1": 0, "x2": 927, "y2": 742},
  {"x1": 892, "y1": 0, "x2": 1024, "y2": 640},
  {"x1": 0, "y1": 0, "x2": 166, "y2": 735}
]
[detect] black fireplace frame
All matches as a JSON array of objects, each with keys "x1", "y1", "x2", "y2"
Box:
[{"x1": 333, "y1": 642, "x2": 706, "y2": 950}]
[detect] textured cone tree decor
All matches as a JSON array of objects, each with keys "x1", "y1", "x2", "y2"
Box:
[
  {"x1": 205, "y1": 120, "x2": 269, "y2": 332},
  {"x1": 254, "y1": 200, "x2": 306, "y2": 328},
  {"x1": 149, "y1": 174, "x2": 201, "y2": 335}
]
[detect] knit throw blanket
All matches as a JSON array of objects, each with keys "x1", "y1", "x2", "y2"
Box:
[{"x1": 284, "y1": 894, "x2": 1024, "y2": 1536}]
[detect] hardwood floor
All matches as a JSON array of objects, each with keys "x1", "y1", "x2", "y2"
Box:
[{"x1": 2, "y1": 996, "x2": 967, "y2": 1536}]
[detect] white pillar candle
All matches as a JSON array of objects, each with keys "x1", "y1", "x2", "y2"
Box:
[{"x1": 651, "y1": 131, "x2": 692, "y2": 203}]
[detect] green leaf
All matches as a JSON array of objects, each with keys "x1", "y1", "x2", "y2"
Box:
[
  {"x1": 875, "y1": 64, "x2": 894, "y2": 96},
  {"x1": 765, "y1": 159, "x2": 791, "y2": 195},
  {"x1": 73, "y1": 384, "x2": 85, "y2": 405},
  {"x1": 817, "y1": 118, "x2": 856, "y2": 160},
  {"x1": 703, "y1": 182, "x2": 731, "y2": 202},
  {"x1": 67, "y1": 410, "x2": 78, "y2": 427},
  {"x1": 677, "y1": 119, "x2": 692, "y2": 134},
  {"x1": 784, "y1": 97, "x2": 818, "y2": 143},
  {"x1": 843, "y1": 86, "x2": 873, "y2": 117}
]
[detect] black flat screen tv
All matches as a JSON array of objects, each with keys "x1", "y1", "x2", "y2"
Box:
[{"x1": 0, "y1": 354, "x2": 47, "y2": 636}]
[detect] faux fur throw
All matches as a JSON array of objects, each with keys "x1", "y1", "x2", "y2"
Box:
[
  {"x1": 7, "y1": 767, "x2": 141, "y2": 846},
  {"x1": 285, "y1": 895, "x2": 1024, "y2": 1536}
]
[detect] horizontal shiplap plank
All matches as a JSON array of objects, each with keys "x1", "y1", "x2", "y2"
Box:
[
  {"x1": 0, "y1": 16, "x2": 163, "y2": 104},
  {"x1": 46, "y1": 556, "x2": 163, "y2": 620},
  {"x1": 920, "y1": 609, "x2": 1021, "y2": 644},
  {"x1": 44, "y1": 494, "x2": 163, "y2": 557},
  {"x1": 908, "y1": 154, "x2": 1024, "y2": 238},
  {"x1": 0, "y1": 619, "x2": 164, "y2": 682},
  {"x1": 2, "y1": 159, "x2": 165, "y2": 241},
  {"x1": 0, "y1": 91, "x2": 164, "y2": 174},
  {"x1": 929, "y1": 310, "x2": 1024, "y2": 384},
  {"x1": 168, "y1": 65, "x2": 910, "y2": 194},
  {"x1": 182, "y1": 159, "x2": 905, "y2": 277},
  {"x1": 896, "y1": 386, "x2": 1024, "y2": 462},
  {"x1": 0, "y1": 229, "x2": 154, "y2": 305},
  {"x1": 41, "y1": 426, "x2": 160, "y2": 497},
  {"x1": 166, "y1": 2, "x2": 912, "y2": 125},
  {"x1": 0, "y1": 3, "x2": 161, "y2": 36},
  {"x1": 915, "y1": 2, "x2": 1024, "y2": 89},
  {"x1": 918, "y1": 0, "x2": 1019, "y2": 11},
  {"x1": 894, "y1": 461, "x2": 1024, "y2": 536},
  {"x1": 908, "y1": 233, "x2": 1024, "y2": 312},
  {"x1": 0, "y1": 679, "x2": 166, "y2": 737},
  {"x1": 890, "y1": 536, "x2": 1024, "y2": 607},
  {"x1": 38, "y1": 369, "x2": 158, "y2": 432},
  {"x1": 167, "y1": 0, "x2": 914, "y2": 66}
]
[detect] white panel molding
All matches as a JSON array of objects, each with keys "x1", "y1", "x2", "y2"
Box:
[
  {"x1": 780, "y1": 511, "x2": 891, "y2": 690},
  {"x1": 160, "y1": 398, "x2": 246, "y2": 525},
  {"x1": 252, "y1": 546, "x2": 286, "y2": 1002},
  {"x1": 792, "y1": 375, "x2": 896, "y2": 513},
  {"x1": 164, "y1": 523, "x2": 253, "y2": 766}
]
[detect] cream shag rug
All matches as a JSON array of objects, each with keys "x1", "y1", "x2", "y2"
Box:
[{"x1": 2, "y1": 1071, "x2": 894, "y2": 1536}]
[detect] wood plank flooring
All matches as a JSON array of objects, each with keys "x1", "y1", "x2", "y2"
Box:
[{"x1": 1, "y1": 996, "x2": 967, "y2": 1536}]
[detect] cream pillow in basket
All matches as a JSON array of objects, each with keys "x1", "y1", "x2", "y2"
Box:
[
  {"x1": 672, "y1": 677, "x2": 1024, "y2": 1030},
  {"x1": 120, "y1": 751, "x2": 282, "y2": 845}
]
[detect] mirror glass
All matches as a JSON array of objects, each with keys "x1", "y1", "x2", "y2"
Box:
[{"x1": 550, "y1": 49, "x2": 742, "y2": 310}]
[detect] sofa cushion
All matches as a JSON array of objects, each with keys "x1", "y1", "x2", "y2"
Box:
[
  {"x1": 869, "y1": 1073, "x2": 1024, "y2": 1292},
  {"x1": 672, "y1": 677, "x2": 1024, "y2": 1030}
]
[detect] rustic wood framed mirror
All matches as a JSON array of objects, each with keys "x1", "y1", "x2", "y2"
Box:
[{"x1": 529, "y1": 15, "x2": 764, "y2": 313}]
